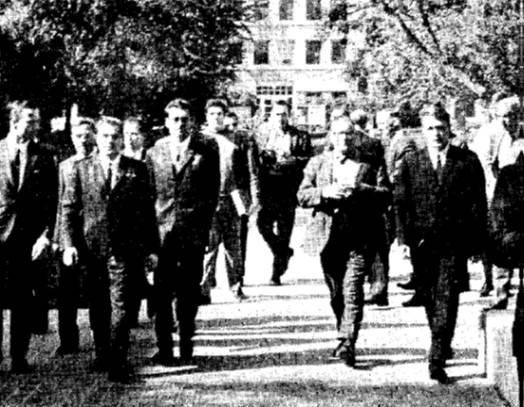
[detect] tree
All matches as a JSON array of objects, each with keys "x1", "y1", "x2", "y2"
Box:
[{"x1": 327, "y1": 0, "x2": 521, "y2": 111}]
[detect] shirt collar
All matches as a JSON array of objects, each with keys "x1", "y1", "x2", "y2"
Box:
[{"x1": 100, "y1": 154, "x2": 121, "y2": 171}]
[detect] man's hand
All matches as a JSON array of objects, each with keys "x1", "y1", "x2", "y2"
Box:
[
  {"x1": 63, "y1": 247, "x2": 79, "y2": 267},
  {"x1": 145, "y1": 253, "x2": 159, "y2": 274},
  {"x1": 32, "y1": 235, "x2": 51, "y2": 261},
  {"x1": 321, "y1": 184, "x2": 352, "y2": 201}
]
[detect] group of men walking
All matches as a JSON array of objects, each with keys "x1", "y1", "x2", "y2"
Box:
[{"x1": 0, "y1": 94, "x2": 522, "y2": 386}]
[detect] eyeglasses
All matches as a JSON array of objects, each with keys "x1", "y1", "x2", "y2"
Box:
[{"x1": 171, "y1": 116, "x2": 189, "y2": 123}]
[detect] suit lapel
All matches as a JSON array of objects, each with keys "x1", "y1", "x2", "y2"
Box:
[
  {"x1": 0, "y1": 140, "x2": 14, "y2": 189},
  {"x1": 176, "y1": 140, "x2": 196, "y2": 176},
  {"x1": 20, "y1": 142, "x2": 39, "y2": 191}
]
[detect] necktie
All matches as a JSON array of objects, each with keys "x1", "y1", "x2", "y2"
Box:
[
  {"x1": 104, "y1": 162, "x2": 113, "y2": 195},
  {"x1": 436, "y1": 155, "x2": 443, "y2": 184},
  {"x1": 11, "y1": 148, "x2": 20, "y2": 190}
]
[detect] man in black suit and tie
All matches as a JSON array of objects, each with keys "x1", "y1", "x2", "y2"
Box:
[
  {"x1": 147, "y1": 99, "x2": 219, "y2": 365},
  {"x1": 0, "y1": 100, "x2": 58, "y2": 372},
  {"x1": 53, "y1": 117, "x2": 96, "y2": 356},
  {"x1": 393, "y1": 102, "x2": 487, "y2": 383},
  {"x1": 61, "y1": 116, "x2": 159, "y2": 382}
]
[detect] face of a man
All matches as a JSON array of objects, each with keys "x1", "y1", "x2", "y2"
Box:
[
  {"x1": 329, "y1": 119, "x2": 353, "y2": 156},
  {"x1": 206, "y1": 106, "x2": 225, "y2": 132},
  {"x1": 96, "y1": 122, "x2": 122, "y2": 160},
  {"x1": 422, "y1": 115, "x2": 450, "y2": 151},
  {"x1": 12, "y1": 107, "x2": 40, "y2": 144},
  {"x1": 224, "y1": 116, "x2": 239, "y2": 133},
  {"x1": 502, "y1": 106, "x2": 520, "y2": 138},
  {"x1": 165, "y1": 107, "x2": 192, "y2": 143},
  {"x1": 71, "y1": 123, "x2": 95, "y2": 158},
  {"x1": 271, "y1": 104, "x2": 289, "y2": 129},
  {"x1": 123, "y1": 121, "x2": 145, "y2": 152}
]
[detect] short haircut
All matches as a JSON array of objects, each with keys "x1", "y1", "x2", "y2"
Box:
[
  {"x1": 225, "y1": 111, "x2": 238, "y2": 120},
  {"x1": 123, "y1": 116, "x2": 146, "y2": 133},
  {"x1": 205, "y1": 98, "x2": 228, "y2": 113},
  {"x1": 164, "y1": 98, "x2": 193, "y2": 115},
  {"x1": 8, "y1": 100, "x2": 39, "y2": 124},
  {"x1": 273, "y1": 100, "x2": 290, "y2": 111},
  {"x1": 72, "y1": 117, "x2": 96, "y2": 133},
  {"x1": 96, "y1": 115, "x2": 123, "y2": 134},
  {"x1": 350, "y1": 109, "x2": 368, "y2": 128},
  {"x1": 419, "y1": 102, "x2": 450, "y2": 126},
  {"x1": 330, "y1": 115, "x2": 353, "y2": 131}
]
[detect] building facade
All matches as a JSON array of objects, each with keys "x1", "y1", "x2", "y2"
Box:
[{"x1": 233, "y1": 0, "x2": 362, "y2": 133}]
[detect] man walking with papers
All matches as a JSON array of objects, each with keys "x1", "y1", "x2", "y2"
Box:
[{"x1": 297, "y1": 115, "x2": 391, "y2": 367}]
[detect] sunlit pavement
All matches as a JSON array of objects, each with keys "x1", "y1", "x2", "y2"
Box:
[{"x1": 0, "y1": 211, "x2": 508, "y2": 406}]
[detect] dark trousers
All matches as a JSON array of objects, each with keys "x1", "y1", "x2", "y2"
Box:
[
  {"x1": 87, "y1": 255, "x2": 140, "y2": 370},
  {"x1": 320, "y1": 239, "x2": 373, "y2": 343},
  {"x1": 155, "y1": 241, "x2": 204, "y2": 358},
  {"x1": 257, "y1": 201, "x2": 296, "y2": 278},
  {"x1": 1, "y1": 244, "x2": 35, "y2": 364},
  {"x1": 420, "y1": 251, "x2": 462, "y2": 367},
  {"x1": 57, "y1": 262, "x2": 80, "y2": 351}
]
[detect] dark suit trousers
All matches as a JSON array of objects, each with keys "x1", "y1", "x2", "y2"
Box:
[
  {"x1": 57, "y1": 262, "x2": 80, "y2": 350},
  {"x1": 320, "y1": 239, "x2": 373, "y2": 343},
  {"x1": 155, "y1": 240, "x2": 204, "y2": 357},
  {"x1": 257, "y1": 199, "x2": 296, "y2": 277},
  {"x1": 1, "y1": 244, "x2": 35, "y2": 363},
  {"x1": 420, "y1": 251, "x2": 462, "y2": 367}
]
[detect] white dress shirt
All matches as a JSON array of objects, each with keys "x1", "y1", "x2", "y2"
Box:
[
  {"x1": 428, "y1": 143, "x2": 449, "y2": 171},
  {"x1": 99, "y1": 154, "x2": 121, "y2": 189},
  {"x1": 170, "y1": 136, "x2": 190, "y2": 171},
  {"x1": 8, "y1": 139, "x2": 29, "y2": 189}
]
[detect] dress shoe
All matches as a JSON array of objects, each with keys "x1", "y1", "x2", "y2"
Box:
[
  {"x1": 231, "y1": 283, "x2": 247, "y2": 301},
  {"x1": 269, "y1": 276, "x2": 282, "y2": 286},
  {"x1": 54, "y1": 345, "x2": 80, "y2": 357},
  {"x1": 402, "y1": 294, "x2": 426, "y2": 307},
  {"x1": 364, "y1": 295, "x2": 389, "y2": 306},
  {"x1": 151, "y1": 351, "x2": 177, "y2": 367},
  {"x1": 429, "y1": 366, "x2": 452, "y2": 384},
  {"x1": 397, "y1": 280, "x2": 416, "y2": 290},
  {"x1": 487, "y1": 298, "x2": 508, "y2": 310},
  {"x1": 479, "y1": 282, "x2": 494, "y2": 297},
  {"x1": 180, "y1": 339, "x2": 194, "y2": 362},
  {"x1": 11, "y1": 359, "x2": 33, "y2": 374},
  {"x1": 108, "y1": 365, "x2": 134, "y2": 383},
  {"x1": 329, "y1": 340, "x2": 355, "y2": 367}
]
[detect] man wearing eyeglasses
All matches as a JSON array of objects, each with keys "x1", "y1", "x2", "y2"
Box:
[{"x1": 146, "y1": 98, "x2": 219, "y2": 366}]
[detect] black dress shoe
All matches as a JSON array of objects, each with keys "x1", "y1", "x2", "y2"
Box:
[
  {"x1": 402, "y1": 294, "x2": 426, "y2": 307},
  {"x1": 269, "y1": 276, "x2": 282, "y2": 286},
  {"x1": 429, "y1": 366, "x2": 452, "y2": 384},
  {"x1": 198, "y1": 294, "x2": 211, "y2": 306},
  {"x1": 151, "y1": 352, "x2": 177, "y2": 367},
  {"x1": 329, "y1": 340, "x2": 348, "y2": 361},
  {"x1": 364, "y1": 296, "x2": 389, "y2": 306},
  {"x1": 479, "y1": 282, "x2": 494, "y2": 297},
  {"x1": 397, "y1": 280, "x2": 416, "y2": 290},
  {"x1": 54, "y1": 345, "x2": 80, "y2": 357},
  {"x1": 11, "y1": 359, "x2": 33, "y2": 374},
  {"x1": 108, "y1": 366, "x2": 134, "y2": 383},
  {"x1": 487, "y1": 298, "x2": 508, "y2": 310},
  {"x1": 344, "y1": 344, "x2": 356, "y2": 368}
]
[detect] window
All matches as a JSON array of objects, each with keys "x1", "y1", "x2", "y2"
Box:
[
  {"x1": 253, "y1": 1, "x2": 269, "y2": 20},
  {"x1": 331, "y1": 40, "x2": 346, "y2": 64},
  {"x1": 279, "y1": 0, "x2": 294, "y2": 20},
  {"x1": 229, "y1": 43, "x2": 243, "y2": 64},
  {"x1": 254, "y1": 41, "x2": 269, "y2": 65},
  {"x1": 306, "y1": 40, "x2": 322, "y2": 64},
  {"x1": 275, "y1": 39, "x2": 295, "y2": 65},
  {"x1": 306, "y1": 0, "x2": 322, "y2": 20}
]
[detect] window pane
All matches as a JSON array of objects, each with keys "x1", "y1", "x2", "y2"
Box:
[
  {"x1": 280, "y1": 0, "x2": 294, "y2": 20},
  {"x1": 331, "y1": 40, "x2": 346, "y2": 64},
  {"x1": 254, "y1": 41, "x2": 269, "y2": 65},
  {"x1": 276, "y1": 39, "x2": 295, "y2": 65},
  {"x1": 230, "y1": 43, "x2": 243, "y2": 64},
  {"x1": 306, "y1": 40, "x2": 322, "y2": 64},
  {"x1": 253, "y1": 1, "x2": 269, "y2": 20},
  {"x1": 306, "y1": 0, "x2": 322, "y2": 20}
]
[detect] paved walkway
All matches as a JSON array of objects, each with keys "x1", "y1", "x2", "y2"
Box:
[{"x1": 0, "y1": 217, "x2": 510, "y2": 406}]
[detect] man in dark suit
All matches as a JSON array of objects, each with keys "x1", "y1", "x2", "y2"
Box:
[
  {"x1": 0, "y1": 100, "x2": 58, "y2": 372},
  {"x1": 61, "y1": 116, "x2": 159, "y2": 382},
  {"x1": 147, "y1": 99, "x2": 219, "y2": 365},
  {"x1": 53, "y1": 117, "x2": 96, "y2": 356},
  {"x1": 393, "y1": 102, "x2": 487, "y2": 384},
  {"x1": 256, "y1": 100, "x2": 312, "y2": 285},
  {"x1": 297, "y1": 115, "x2": 391, "y2": 367}
]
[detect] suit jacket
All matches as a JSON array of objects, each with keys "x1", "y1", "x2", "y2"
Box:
[
  {"x1": 0, "y1": 138, "x2": 58, "y2": 248},
  {"x1": 489, "y1": 153, "x2": 524, "y2": 268},
  {"x1": 297, "y1": 138, "x2": 391, "y2": 256},
  {"x1": 229, "y1": 129, "x2": 260, "y2": 208},
  {"x1": 394, "y1": 144, "x2": 487, "y2": 258},
  {"x1": 61, "y1": 154, "x2": 159, "y2": 260},
  {"x1": 146, "y1": 133, "x2": 220, "y2": 248},
  {"x1": 256, "y1": 123, "x2": 312, "y2": 201}
]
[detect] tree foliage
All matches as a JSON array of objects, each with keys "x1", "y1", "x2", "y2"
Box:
[
  {"x1": 328, "y1": 0, "x2": 521, "y2": 110},
  {"x1": 0, "y1": 0, "x2": 250, "y2": 124}
]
